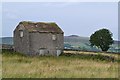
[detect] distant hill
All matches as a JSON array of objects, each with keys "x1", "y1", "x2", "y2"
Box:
[
  {"x1": 64, "y1": 36, "x2": 120, "y2": 53},
  {"x1": 114, "y1": 40, "x2": 120, "y2": 44},
  {"x1": 64, "y1": 36, "x2": 98, "y2": 51},
  {"x1": 64, "y1": 36, "x2": 90, "y2": 50},
  {"x1": 0, "y1": 37, "x2": 13, "y2": 45},
  {"x1": 64, "y1": 36, "x2": 89, "y2": 43},
  {"x1": 0, "y1": 36, "x2": 89, "y2": 45},
  {"x1": 0, "y1": 36, "x2": 120, "y2": 53},
  {"x1": 67, "y1": 35, "x2": 80, "y2": 37}
]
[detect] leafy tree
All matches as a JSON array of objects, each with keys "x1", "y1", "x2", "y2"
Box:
[{"x1": 89, "y1": 28, "x2": 113, "y2": 51}]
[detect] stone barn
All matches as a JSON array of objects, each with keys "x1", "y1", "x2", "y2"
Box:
[{"x1": 14, "y1": 21, "x2": 64, "y2": 56}]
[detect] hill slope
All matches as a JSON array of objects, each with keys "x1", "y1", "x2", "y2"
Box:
[
  {"x1": 0, "y1": 36, "x2": 120, "y2": 53},
  {"x1": 0, "y1": 37, "x2": 13, "y2": 45}
]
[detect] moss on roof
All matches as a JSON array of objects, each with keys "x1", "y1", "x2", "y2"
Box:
[
  {"x1": 20, "y1": 21, "x2": 34, "y2": 26},
  {"x1": 19, "y1": 21, "x2": 63, "y2": 33}
]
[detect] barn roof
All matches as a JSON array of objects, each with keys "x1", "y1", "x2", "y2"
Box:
[{"x1": 18, "y1": 21, "x2": 64, "y2": 33}]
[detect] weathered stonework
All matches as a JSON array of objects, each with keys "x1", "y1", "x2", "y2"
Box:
[{"x1": 14, "y1": 21, "x2": 64, "y2": 56}]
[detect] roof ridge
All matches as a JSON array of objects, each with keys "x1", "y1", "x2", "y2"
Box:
[
  {"x1": 18, "y1": 21, "x2": 63, "y2": 33},
  {"x1": 20, "y1": 21, "x2": 56, "y2": 24}
]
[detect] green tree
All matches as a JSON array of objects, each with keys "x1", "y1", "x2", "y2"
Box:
[{"x1": 89, "y1": 28, "x2": 114, "y2": 51}]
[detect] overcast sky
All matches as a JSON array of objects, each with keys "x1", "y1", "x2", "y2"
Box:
[{"x1": 2, "y1": 2, "x2": 118, "y2": 40}]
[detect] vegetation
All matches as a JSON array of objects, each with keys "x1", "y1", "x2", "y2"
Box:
[
  {"x1": 1, "y1": 36, "x2": 119, "y2": 52},
  {"x1": 89, "y1": 28, "x2": 114, "y2": 51},
  {"x1": 2, "y1": 49, "x2": 119, "y2": 78}
]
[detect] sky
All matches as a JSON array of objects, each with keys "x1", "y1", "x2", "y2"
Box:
[
  {"x1": 1, "y1": 0, "x2": 119, "y2": 2},
  {"x1": 1, "y1": 2, "x2": 119, "y2": 40}
]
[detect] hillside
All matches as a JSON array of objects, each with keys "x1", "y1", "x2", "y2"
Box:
[
  {"x1": 67, "y1": 35, "x2": 80, "y2": 37},
  {"x1": 0, "y1": 37, "x2": 13, "y2": 45},
  {"x1": 0, "y1": 36, "x2": 120, "y2": 53},
  {"x1": 64, "y1": 36, "x2": 120, "y2": 53}
]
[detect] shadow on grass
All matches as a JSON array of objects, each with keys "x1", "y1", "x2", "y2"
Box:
[
  {"x1": 2, "y1": 49, "x2": 119, "y2": 62},
  {"x1": 1, "y1": 49, "x2": 27, "y2": 57},
  {"x1": 60, "y1": 52, "x2": 119, "y2": 62}
]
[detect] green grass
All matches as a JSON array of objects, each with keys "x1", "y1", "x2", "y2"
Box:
[{"x1": 1, "y1": 50, "x2": 119, "y2": 78}]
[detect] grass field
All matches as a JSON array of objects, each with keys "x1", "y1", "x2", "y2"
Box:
[{"x1": 1, "y1": 50, "x2": 120, "y2": 78}]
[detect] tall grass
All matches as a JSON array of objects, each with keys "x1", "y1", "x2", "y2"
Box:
[{"x1": 2, "y1": 50, "x2": 119, "y2": 78}]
